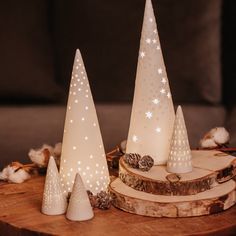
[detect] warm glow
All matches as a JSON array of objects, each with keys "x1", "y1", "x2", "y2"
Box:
[
  {"x1": 60, "y1": 49, "x2": 110, "y2": 195},
  {"x1": 167, "y1": 106, "x2": 192, "y2": 173},
  {"x1": 126, "y1": 0, "x2": 175, "y2": 165}
]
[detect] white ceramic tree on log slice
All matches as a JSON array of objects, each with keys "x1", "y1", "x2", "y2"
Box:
[
  {"x1": 42, "y1": 156, "x2": 67, "y2": 215},
  {"x1": 60, "y1": 49, "x2": 110, "y2": 195},
  {"x1": 66, "y1": 173, "x2": 94, "y2": 221},
  {"x1": 126, "y1": 0, "x2": 175, "y2": 165},
  {"x1": 167, "y1": 106, "x2": 192, "y2": 173}
]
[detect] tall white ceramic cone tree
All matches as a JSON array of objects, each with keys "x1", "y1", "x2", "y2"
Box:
[
  {"x1": 60, "y1": 49, "x2": 110, "y2": 195},
  {"x1": 126, "y1": 0, "x2": 175, "y2": 165},
  {"x1": 42, "y1": 156, "x2": 67, "y2": 215},
  {"x1": 167, "y1": 106, "x2": 192, "y2": 173},
  {"x1": 66, "y1": 173, "x2": 94, "y2": 221}
]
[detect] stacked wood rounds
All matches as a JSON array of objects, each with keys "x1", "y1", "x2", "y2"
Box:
[{"x1": 109, "y1": 150, "x2": 236, "y2": 217}]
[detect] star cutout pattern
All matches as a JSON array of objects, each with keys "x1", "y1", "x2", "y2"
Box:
[
  {"x1": 60, "y1": 50, "x2": 110, "y2": 195},
  {"x1": 126, "y1": 0, "x2": 175, "y2": 164},
  {"x1": 145, "y1": 111, "x2": 153, "y2": 119}
]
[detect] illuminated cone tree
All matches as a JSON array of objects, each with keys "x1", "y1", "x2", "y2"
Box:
[
  {"x1": 167, "y1": 106, "x2": 192, "y2": 173},
  {"x1": 42, "y1": 156, "x2": 67, "y2": 215},
  {"x1": 60, "y1": 49, "x2": 110, "y2": 195},
  {"x1": 66, "y1": 173, "x2": 94, "y2": 221},
  {"x1": 126, "y1": 0, "x2": 175, "y2": 165}
]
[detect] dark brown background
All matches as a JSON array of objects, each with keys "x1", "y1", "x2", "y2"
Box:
[
  {"x1": 0, "y1": 0, "x2": 228, "y2": 104},
  {"x1": 1, "y1": 0, "x2": 236, "y2": 168}
]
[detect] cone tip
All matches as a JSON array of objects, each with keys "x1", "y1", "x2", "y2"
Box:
[
  {"x1": 145, "y1": 0, "x2": 153, "y2": 9},
  {"x1": 75, "y1": 49, "x2": 82, "y2": 59},
  {"x1": 48, "y1": 156, "x2": 55, "y2": 165},
  {"x1": 177, "y1": 105, "x2": 183, "y2": 113},
  {"x1": 74, "y1": 172, "x2": 83, "y2": 183}
]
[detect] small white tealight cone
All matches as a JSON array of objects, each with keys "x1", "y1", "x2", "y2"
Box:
[
  {"x1": 42, "y1": 156, "x2": 67, "y2": 215},
  {"x1": 66, "y1": 173, "x2": 94, "y2": 221},
  {"x1": 167, "y1": 106, "x2": 192, "y2": 174}
]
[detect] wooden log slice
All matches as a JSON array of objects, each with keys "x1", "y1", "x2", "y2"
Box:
[
  {"x1": 109, "y1": 178, "x2": 236, "y2": 218},
  {"x1": 119, "y1": 150, "x2": 236, "y2": 196}
]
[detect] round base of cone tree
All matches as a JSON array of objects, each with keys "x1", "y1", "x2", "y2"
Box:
[{"x1": 166, "y1": 163, "x2": 192, "y2": 174}]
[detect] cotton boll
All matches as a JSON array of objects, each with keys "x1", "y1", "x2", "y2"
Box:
[
  {"x1": 8, "y1": 168, "x2": 30, "y2": 183},
  {"x1": 42, "y1": 144, "x2": 54, "y2": 154},
  {"x1": 211, "y1": 127, "x2": 230, "y2": 145},
  {"x1": 120, "y1": 140, "x2": 127, "y2": 153},
  {"x1": 54, "y1": 142, "x2": 62, "y2": 157},
  {"x1": 28, "y1": 149, "x2": 45, "y2": 167},
  {"x1": 28, "y1": 147, "x2": 51, "y2": 167},
  {"x1": 0, "y1": 165, "x2": 14, "y2": 180},
  {"x1": 0, "y1": 165, "x2": 30, "y2": 183},
  {"x1": 200, "y1": 138, "x2": 218, "y2": 149}
]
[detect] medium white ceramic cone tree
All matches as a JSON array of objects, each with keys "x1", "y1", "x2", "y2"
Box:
[
  {"x1": 167, "y1": 106, "x2": 192, "y2": 174},
  {"x1": 126, "y1": 0, "x2": 175, "y2": 165},
  {"x1": 42, "y1": 156, "x2": 67, "y2": 215},
  {"x1": 66, "y1": 173, "x2": 94, "y2": 221},
  {"x1": 60, "y1": 49, "x2": 110, "y2": 195}
]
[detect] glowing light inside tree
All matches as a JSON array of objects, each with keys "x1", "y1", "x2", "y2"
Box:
[
  {"x1": 167, "y1": 106, "x2": 192, "y2": 174},
  {"x1": 60, "y1": 49, "x2": 110, "y2": 195},
  {"x1": 126, "y1": 0, "x2": 175, "y2": 165}
]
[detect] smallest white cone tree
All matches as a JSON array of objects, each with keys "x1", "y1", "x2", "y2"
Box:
[
  {"x1": 42, "y1": 156, "x2": 67, "y2": 215},
  {"x1": 66, "y1": 173, "x2": 94, "y2": 221},
  {"x1": 167, "y1": 106, "x2": 192, "y2": 174}
]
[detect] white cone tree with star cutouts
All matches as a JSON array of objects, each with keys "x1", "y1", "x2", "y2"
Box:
[
  {"x1": 167, "y1": 106, "x2": 192, "y2": 174},
  {"x1": 126, "y1": 0, "x2": 175, "y2": 165},
  {"x1": 60, "y1": 49, "x2": 110, "y2": 195},
  {"x1": 42, "y1": 156, "x2": 67, "y2": 215},
  {"x1": 66, "y1": 173, "x2": 94, "y2": 221}
]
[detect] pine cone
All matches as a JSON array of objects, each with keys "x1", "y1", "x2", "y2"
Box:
[
  {"x1": 124, "y1": 153, "x2": 141, "y2": 168},
  {"x1": 138, "y1": 155, "x2": 154, "y2": 171},
  {"x1": 95, "y1": 191, "x2": 112, "y2": 210}
]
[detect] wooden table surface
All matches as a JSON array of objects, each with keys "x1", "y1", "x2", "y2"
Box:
[{"x1": 0, "y1": 176, "x2": 235, "y2": 236}]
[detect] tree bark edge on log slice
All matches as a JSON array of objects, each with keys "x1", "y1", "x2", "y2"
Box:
[
  {"x1": 119, "y1": 151, "x2": 236, "y2": 196},
  {"x1": 119, "y1": 158, "x2": 217, "y2": 196},
  {"x1": 109, "y1": 178, "x2": 236, "y2": 218}
]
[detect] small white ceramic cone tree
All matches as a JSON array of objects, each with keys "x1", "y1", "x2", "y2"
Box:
[
  {"x1": 60, "y1": 49, "x2": 110, "y2": 195},
  {"x1": 66, "y1": 173, "x2": 94, "y2": 221},
  {"x1": 42, "y1": 156, "x2": 67, "y2": 215},
  {"x1": 126, "y1": 0, "x2": 175, "y2": 165},
  {"x1": 167, "y1": 106, "x2": 192, "y2": 174}
]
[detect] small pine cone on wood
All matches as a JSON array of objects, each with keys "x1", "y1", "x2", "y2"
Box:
[
  {"x1": 138, "y1": 155, "x2": 154, "y2": 171},
  {"x1": 124, "y1": 153, "x2": 141, "y2": 168},
  {"x1": 95, "y1": 191, "x2": 112, "y2": 210}
]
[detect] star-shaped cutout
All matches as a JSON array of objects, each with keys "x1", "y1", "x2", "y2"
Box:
[
  {"x1": 158, "y1": 68, "x2": 163, "y2": 74},
  {"x1": 153, "y1": 29, "x2": 157, "y2": 34},
  {"x1": 160, "y1": 88, "x2": 166, "y2": 94},
  {"x1": 161, "y1": 78, "x2": 167, "y2": 84},
  {"x1": 132, "y1": 135, "x2": 138, "y2": 143},
  {"x1": 167, "y1": 92, "x2": 171, "y2": 98},
  {"x1": 149, "y1": 18, "x2": 153, "y2": 22},
  {"x1": 140, "y1": 51, "x2": 145, "y2": 58},
  {"x1": 156, "y1": 45, "x2": 160, "y2": 50},
  {"x1": 156, "y1": 127, "x2": 161, "y2": 133},
  {"x1": 152, "y1": 98, "x2": 160, "y2": 104},
  {"x1": 152, "y1": 39, "x2": 157, "y2": 44},
  {"x1": 145, "y1": 111, "x2": 153, "y2": 119},
  {"x1": 146, "y1": 38, "x2": 151, "y2": 44}
]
